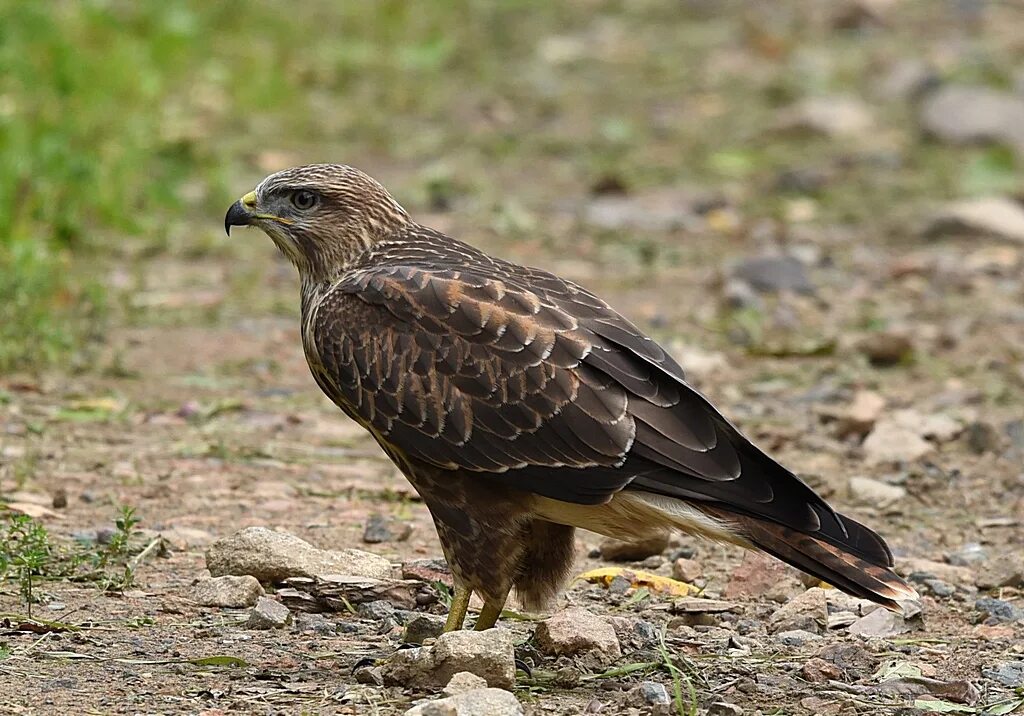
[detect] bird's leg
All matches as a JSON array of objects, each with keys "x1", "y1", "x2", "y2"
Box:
[
  {"x1": 473, "y1": 592, "x2": 509, "y2": 630},
  {"x1": 443, "y1": 585, "x2": 472, "y2": 632}
]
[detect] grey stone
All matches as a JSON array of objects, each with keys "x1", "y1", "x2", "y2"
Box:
[
  {"x1": 975, "y1": 598, "x2": 1023, "y2": 624},
  {"x1": 982, "y1": 661, "x2": 1024, "y2": 688},
  {"x1": 862, "y1": 420, "x2": 933, "y2": 465},
  {"x1": 817, "y1": 643, "x2": 879, "y2": 680},
  {"x1": 206, "y1": 526, "x2": 392, "y2": 583},
  {"x1": 776, "y1": 629, "x2": 822, "y2": 647},
  {"x1": 768, "y1": 588, "x2": 828, "y2": 634},
  {"x1": 847, "y1": 607, "x2": 911, "y2": 638},
  {"x1": 358, "y1": 599, "x2": 396, "y2": 622},
  {"x1": 403, "y1": 614, "x2": 446, "y2": 644},
  {"x1": 731, "y1": 254, "x2": 814, "y2": 295},
  {"x1": 442, "y1": 671, "x2": 488, "y2": 697},
  {"x1": 976, "y1": 555, "x2": 1024, "y2": 590},
  {"x1": 922, "y1": 579, "x2": 956, "y2": 598},
  {"x1": 246, "y1": 596, "x2": 291, "y2": 630},
  {"x1": 919, "y1": 85, "x2": 1024, "y2": 155},
  {"x1": 190, "y1": 575, "x2": 264, "y2": 608},
  {"x1": 404, "y1": 688, "x2": 523, "y2": 716},
  {"x1": 637, "y1": 681, "x2": 670, "y2": 706},
  {"x1": 598, "y1": 534, "x2": 668, "y2": 562},
  {"x1": 947, "y1": 543, "x2": 987, "y2": 567},
  {"x1": 966, "y1": 421, "x2": 1002, "y2": 455},
  {"x1": 708, "y1": 702, "x2": 744, "y2": 716},
  {"x1": 382, "y1": 628, "x2": 516, "y2": 689},
  {"x1": 848, "y1": 477, "x2": 906, "y2": 506},
  {"x1": 925, "y1": 197, "x2": 1024, "y2": 245},
  {"x1": 354, "y1": 665, "x2": 383, "y2": 686},
  {"x1": 363, "y1": 513, "x2": 393, "y2": 543},
  {"x1": 534, "y1": 608, "x2": 621, "y2": 663},
  {"x1": 774, "y1": 96, "x2": 875, "y2": 138}
]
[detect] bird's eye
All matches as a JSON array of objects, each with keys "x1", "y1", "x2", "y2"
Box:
[{"x1": 291, "y1": 190, "x2": 318, "y2": 210}]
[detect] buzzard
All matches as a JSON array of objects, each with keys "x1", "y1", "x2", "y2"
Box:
[{"x1": 225, "y1": 164, "x2": 917, "y2": 631}]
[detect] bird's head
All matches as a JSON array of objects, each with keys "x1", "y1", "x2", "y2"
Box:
[{"x1": 225, "y1": 164, "x2": 409, "y2": 281}]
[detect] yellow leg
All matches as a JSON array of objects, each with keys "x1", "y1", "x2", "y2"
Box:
[
  {"x1": 473, "y1": 598, "x2": 506, "y2": 630},
  {"x1": 443, "y1": 586, "x2": 471, "y2": 632}
]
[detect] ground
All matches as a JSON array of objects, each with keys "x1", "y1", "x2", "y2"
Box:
[{"x1": 2, "y1": 2, "x2": 1024, "y2": 715}]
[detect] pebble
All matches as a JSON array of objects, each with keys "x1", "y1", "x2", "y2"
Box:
[
  {"x1": 921, "y1": 579, "x2": 956, "y2": 598},
  {"x1": 817, "y1": 643, "x2": 880, "y2": 680},
  {"x1": 707, "y1": 702, "x2": 744, "y2": 716},
  {"x1": 534, "y1": 608, "x2": 621, "y2": 663},
  {"x1": 730, "y1": 254, "x2": 814, "y2": 295},
  {"x1": 442, "y1": 671, "x2": 488, "y2": 697},
  {"x1": 403, "y1": 558, "x2": 454, "y2": 588},
  {"x1": 404, "y1": 687, "x2": 523, "y2": 716},
  {"x1": 832, "y1": 390, "x2": 886, "y2": 438},
  {"x1": 362, "y1": 514, "x2": 394, "y2": 543},
  {"x1": 776, "y1": 629, "x2": 822, "y2": 647},
  {"x1": 598, "y1": 534, "x2": 668, "y2": 562},
  {"x1": 981, "y1": 661, "x2": 1024, "y2": 688},
  {"x1": 403, "y1": 614, "x2": 446, "y2": 644},
  {"x1": 856, "y1": 332, "x2": 914, "y2": 367},
  {"x1": 847, "y1": 476, "x2": 906, "y2": 506},
  {"x1": 725, "y1": 552, "x2": 802, "y2": 602},
  {"x1": 801, "y1": 657, "x2": 842, "y2": 683},
  {"x1": 190, "y1": 575, "x2": 264, "y2": 608},
  {"x1": 358, "y1": 599, "x2": 396, "y2": 622},
  {"x1": 947, "y1": 543, "x2": 987, "y2": 567},
  {"x1": 847, "y1": 608, "x2": 911, "y2": 638},
  {"x1": 382, "y1": 628, "x2": 516, "y2": 689},
  {"x1": 768, "y1": 588, "x2": 828, "y2": 634},
  {"x1": 773, "y1": 96, "x2": 874, "y2": 138},
  {"x1": 671, "y1": 558, "x2": 702, "y2": 583},
  {"x1": 974, "y1": 598, "x2": 1023, "y2": 624},
  {"x1": 965, "y1": 421, "x2": 1002, "y2": 455},
  {"x1": 919, "y1": 86, "x2": 1024, "y2": 155},
  {"x1": 245, "y1": 596, "x2": 291, "y2": 630},
  {"x1": 862, "y1": 420, "x2": 933, "y2": 465},
  {"x1": 925, "y1": 196, "x2": 1024, "y2": 245},
  {"x1": 975, "y1": 555, "x2": 1024, "y2": 590},
  {"x1": 608, "y1": 616, "x2": 659, "y2": 651},
  {"x1": 205, "y1": 526, "x2": 393, "y2": 583},
  {"x1": 636, "y1": 681, "x2": 670, "y2": 707}
]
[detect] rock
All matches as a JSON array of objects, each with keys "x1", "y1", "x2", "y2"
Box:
[
  {"x1": 848, "y1": 476, "x2": 906, "y2": 506},
  {"x1": 294, "y1": 612, "x2": 336, "y2": 635},
  {"x1": 833, "y1": 390, "x2": 886, "y2": 438},
  {"x1": 363, "y1": 513, "x2": 393, "y2": 543},
  {"x1": 534, "y1": 608, "x2": 621, "y2": 663},
  {"x1": 965, "y1": 421, "x2": 1002, "y2": 455},
  {"x1": 876, "y1": 676, "x2": 979, "y2": 704},
  {"x1": 776, "y1": 629, "x2": 822, "y2": 647},
  {"x1": 671, "y1": 558, "x2": 702, "y2": 583},
  {"x1": 355, "y1": 665, "x2": 384, "y2": 686},
  {"x1": 847, "y1": 608, "x2": 911, "y2": 638},
  {"x1": 382, "y1": 628, "x2": 516, "y2": 690},
  {"x1": 862, "y1": 421, "x2": 933, "y2": 465},
  {"x1": 769, "y1": 588, "x2": 828, "y2": 634},
  {"x1": 725, "y1": 552, "x2": 803, "y2": 602},
  {"x1": 598, "y1": 534, "x2": 668, "y2": 562},
  {"x1": 635, "y1": 681, "x2": 670, "y2": 707},
  {"x1": 671, "y1": 598, "x2": 741, "y2": 615},
  {"x1": 608, "y1": 616, "x2": 660, "y2": 651},
  {"x1": 903, "y1": 558, "x2": 974, "y2": 585},
  {"x1": 857, "y1": 332, "x2": 914, "y2": 367},
  {"x1": 892, "y1": 409, "x2": 962, "y2": 443},
  {"x1": 919, "y1": 86, "x2": 1024, "y2": 155},
  {"x1": 877, "y1": 59, "x2": 939, "y2": 101},
  {"x1": 206, "y1": 527, "x2": 392, "y2": 583},
  {"x1": 802, "y1": 657, "x2": 842, "y2": 683},
  {"x1": 947, "y1": 543, "x2": 987, "y2": 567},
  {"x1": 730, "y1": 255, "x2": 814, "y2": 295},
  {"x1": 707, "y1": 702, "x2": 744, "y2": 716},
  {"x1": 280, "y1": 574, "x2": 427, "y2": 611},
  {"x1": 925, "y1": 196, "x2": 1024, "y2": 245},
  {"x1": 976, "y1": 556, "x2": 1024, "y2": 590},
  {"x1": 246, "y1": 596, "x2": 291, "y2": 629},
  {"x1": 817, "y1": 643, "x2": 880, "y2": 680},
  {"x1": 403, "y1": 614, "x2": 446, "y2": 644},
  {"x1": 921, "y1": 579, "x2": 956, "y2": 598},
  {"x1": 975, "y1": 597, "x2": 1024, "y2": 624},
  {"x1": 581, "y1": 187, "x2": 713, "y2": 232},
  {"x1": 358, "y1": 599, "x2": 396, "y2": 622},
  {"x1": 190, "y1": 575, "x2": 264, "y2": 608},
  {"x1": 403, "y1": 558, "x2": 454, "y2": 588},
  {"x1": 982, "y1": 661, "x2": 1024, "y2": 688},
  {"x1": 774, "y1": 96, "x2": 874, "y2": 138},
  {"x1": 443, "y1": 671, "x2": 489, "y2": 696},
  {"x1": 405, "y1": 688, "x2": 523, "y2": 716}
]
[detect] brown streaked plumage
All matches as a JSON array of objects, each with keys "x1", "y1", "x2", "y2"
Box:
[{"x1": 226, "y1": 164, "x2": 918, "y2": 630}]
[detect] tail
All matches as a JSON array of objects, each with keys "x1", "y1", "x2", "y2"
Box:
[{"x1": 703, "y1": 506, "x2": 919, "y2": 612}]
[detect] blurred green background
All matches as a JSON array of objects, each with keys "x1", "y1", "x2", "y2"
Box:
[{"x1": 1, "y1": 0, "x2": 1022, "y2": 373}]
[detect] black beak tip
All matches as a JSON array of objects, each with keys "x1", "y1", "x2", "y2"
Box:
[{"x1": 224, "y1": 200, "x2": 252, "y2": 236}]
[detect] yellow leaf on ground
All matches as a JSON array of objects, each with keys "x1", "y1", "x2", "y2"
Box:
[{"x1": 574, "y1": 567, "x2": 700, "y2": 596}]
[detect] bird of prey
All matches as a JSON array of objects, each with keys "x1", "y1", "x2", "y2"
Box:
[{"x1": 225, "y1": 164, "x2": 917, "y2": 632}]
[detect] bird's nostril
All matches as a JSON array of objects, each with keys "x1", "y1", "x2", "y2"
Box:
[{"x1": 242, "y1": 191, "x2": 257, "y2": 208}]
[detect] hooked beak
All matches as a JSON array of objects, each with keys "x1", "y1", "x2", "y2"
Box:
[{"x1": 224, "y1": 191, "x2": 258, "y2": 235}]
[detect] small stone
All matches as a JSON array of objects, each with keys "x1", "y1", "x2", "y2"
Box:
[
  {"x1": 725, "y1": 552, "x2": 802, "y2": 602},
  {"x1": 774, "y1": 96, "x2": 874, "y2": 138},
  {"x1": 245, "y1": 596, "x2": 291, "y2": 629},
  {"x1": 205, "y1": 526, "x2": 392, "y2": 583},
  {"x1": 534, "y1": 608, "x2": 621, "y2": 663},
  {"x1": 442, "y1": 671, "x2": 489, "y2": 697},
  {"x1": 382, "y1": 628, "x2": 516, "y2": 689},
  {"x1": 975, "y1": 597, "x2": 1024, "y2": 624},
  {"x1": 294, "y1": 613, "x2": 336, "y2": 635},
  {"x1": 817, "y1": 643, "x2": 879, "y2": 680},
  {"x1": 776, "y1": 629, "x2": 822, "y2": 647},
  {"x1": 358, "y1": 599, "x2": 396, "y2": 622},
  {"x1": 608, "y1": 616, "x2": 660, "y2": 651},
  {"x1": 404, "y1": 688, "x2": 523, "y2": 716},
  {"x1": 707, "y1": 702, "x2": 744, "y2": 716},
  {"x1": 403, "y1": 614, "x2": 446, "y2": 644},
  {"x1": 847, "y1": 476, "x2": 906, "y2": 506},
  {"x1": 976, "y1": 556, "x2": 1024, "y2": 590},
  {"x1": 903, "y1": 558, "x2": 974, "y2": 585},
  {"x1": 925, "y1": 196, "x2": 1024, "y2": 245},
  {"x1": 636, "y1": 681, "x2": 670, "y2": 706},
  {"x1": 919, "y1": 86, "x2": 1024, "y2": 155},
  {"x1": 768, "y1": 588, "x2": 828, "y2": 634},
  {"x1": 965, "y1": 421, "x2": 1002, "y2": 455},
  {"x1": 982, "y1": 661, "x2": 1024, "y2": 688},
  {"x1": 833, "y1": 390, "x2": 886, "y2": 438},
  {"x1": 730, "y1": 254, "x2": 814, "y2": 295},
  {"x1": 922, "y1": 579, "x2": 956, "y2": 598},
  {"x1": 847, "y1": 607, "x2": 912, "y2": 638},
  {"x1": 598, "y1": 534, "x2": 668, "y2": 562},
  {"x1": 857, "y1": 332, "x2": 914, "y2": 367},
  {"x1": 671, "y1": 558, "x2": 702, "y2": 583},
  {"x1": 362, "y1": 514, "x2": 394, "y2": 543},
  {"x1": 190, "y1": 575, "x2": 264, "y2": 608},
  {"x1": 947, "y1": 543, "x2": 987, "y2": 567},
  {"x1": 802, "y1": 657, "x2": 842, "y2": 683},
  {"x1": 877, "y1": 59, "x2": 939, "y2": 101},
  {"x1": 862, "y1": 421, "x2": 933, "y2": 465},
  {"x1": 355, "y1": 665, "x2": 384, "y2": 686},
  {"x1": 799, "y1": 696, "x2": 842, "y2": 715},
  {"x1": 51, "y1": 489, "x2": 67, "y2": 509}
]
